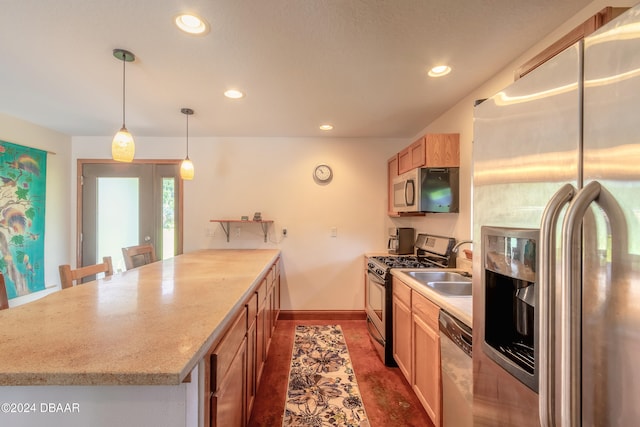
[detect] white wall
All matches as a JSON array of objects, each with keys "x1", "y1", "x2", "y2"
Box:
[
  {"x1": 72, "y1": 135, "x2": 406, "y2": 310},
  {"x1": 0, "y1": 113, "x2": 71, "y2": 306}
]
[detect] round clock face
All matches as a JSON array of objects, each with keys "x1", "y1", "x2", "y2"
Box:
[{"x1": 314, "y1": 164, "x2": 333, "y2": 183}]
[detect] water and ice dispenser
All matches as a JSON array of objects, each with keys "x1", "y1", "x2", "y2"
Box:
[{"x1": 481, "y1": 226, "x2": 538, "y2": 392}]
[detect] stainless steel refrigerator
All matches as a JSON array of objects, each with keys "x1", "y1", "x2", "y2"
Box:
[{"x1": 472, "y1": 5, "x2": 640, "y2": 426}]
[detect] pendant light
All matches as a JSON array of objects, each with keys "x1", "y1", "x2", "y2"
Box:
[
  {"x1": 180, "y1": 108, "x2": 195, "y2": 180},
  {"x1": 112, "y1": 48, "x2": 136, "y2": 162}
]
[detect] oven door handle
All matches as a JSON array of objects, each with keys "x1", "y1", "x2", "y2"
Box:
[
  {"x1": 367, "y1": 271, "x2": 386, "y2": 286},
  {"x1": 366, "y1": 317, "x2": 385, "y2": 347}
]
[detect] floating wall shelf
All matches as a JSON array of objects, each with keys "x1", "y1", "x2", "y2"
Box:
[{"x1": 210, "y1": 219, "x2": 274, "y2": 242}]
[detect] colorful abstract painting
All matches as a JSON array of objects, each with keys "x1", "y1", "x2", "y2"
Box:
[{"x1": 0, "y1": 140, "x2": 47, "y2": 298}]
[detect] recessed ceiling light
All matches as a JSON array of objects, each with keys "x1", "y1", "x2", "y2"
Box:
[
  {"x1": 428, "y1": 65, "x2": 451, "y2": 77},
  {"x1": 175, "y1": 14, "x2": 209, "y2": 35},
  {"x1": 224, "y1": 89, "x2": 245, "y2": 99},
  {"x1": 319, "y1": 124, "x2": 333, "y2": 131}
]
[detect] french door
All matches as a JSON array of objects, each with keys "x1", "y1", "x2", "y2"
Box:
[{"x1": 78, "y1": 160, "x2": 183, "y2": 273}]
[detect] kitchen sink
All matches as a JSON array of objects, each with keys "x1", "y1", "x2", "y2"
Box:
[
  {"x1": 406, "y1": 271, "x2": 472, "y2": 297},
  {"x1": 423, "y1": 281, "x2": 472, "y2": 296}
]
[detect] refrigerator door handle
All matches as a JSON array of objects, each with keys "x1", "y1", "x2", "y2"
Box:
[
  {"x1": 538, "y1": 183, "x2": 575, "y2": 427},
  {"x1": 560, "y1": 181, "x2": 601, "y2": 427}
]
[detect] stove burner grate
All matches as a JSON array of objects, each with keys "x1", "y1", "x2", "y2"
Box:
[{"x1": 370, "y1": 256, "x2": 441, "y2": 270}]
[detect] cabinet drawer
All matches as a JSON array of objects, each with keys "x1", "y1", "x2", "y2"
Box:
[
  {"x1": 412, "y1": 291, "x2": 440, "y2": 331},
  {"x1": 392, "y1": 277, "x2": 411, "y2": 307},
  {"x1": 211, "y1": 307, "x2": 247, "y2": 391}
]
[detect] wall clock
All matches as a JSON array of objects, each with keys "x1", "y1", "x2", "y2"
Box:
[{"x1": 313, "y1": 164, "x2": 333, "y2": 183}]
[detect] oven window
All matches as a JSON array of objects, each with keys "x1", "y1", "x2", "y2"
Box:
[{"x1": 368, "y1": 274, "x2": 385, "y2": 323}]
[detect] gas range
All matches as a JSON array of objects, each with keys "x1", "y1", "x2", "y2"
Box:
[
  {"x1": 368, "y1": 233, "x2": 455, "y2": 280},
  {"x1": 365, "y1": 233, "x2": 455, "y2": 367},
  {"x1": 370, "y1": 255, "x2": 440, "y2": 269},
  {"x1": 367, "y1": 256, "x2": 441, "y2": 278}
]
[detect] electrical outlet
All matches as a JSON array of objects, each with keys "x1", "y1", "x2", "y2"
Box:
[
  {"x1": 235, "y1": 227, "x2": 241, "y2": 237},
  {"x1": 331, "y1": 227, "x2": 338, "y2": 237},
  {"x1": 282, "y1": 228, "x2": 288, "y2": 237}
]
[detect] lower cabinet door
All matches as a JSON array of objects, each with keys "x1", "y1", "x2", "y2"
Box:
[
  {"x1": 412, "y1": 313, "x2": 441, "y2": 426},
  {"x1": 211, "y1": 337, "x2": 247, "y2": 427},
  {"x1": 246, "y1": 320, "x2": 257, "y2": 421},
  {"x1": 393, "y1": 278, "x2": 412, "y2": 380},
  {"x1": 393, "y1": 294, "x2": 412, "y2": 380}
]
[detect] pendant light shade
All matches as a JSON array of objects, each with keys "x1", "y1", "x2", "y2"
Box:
[
  {"x1": 180, "y1": 108, "x2": 195, "y2": 180},
  {"x1": 112, "y1": 49, "x2": 136, "y2": 162}
]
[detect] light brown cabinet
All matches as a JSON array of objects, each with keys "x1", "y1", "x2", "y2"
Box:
[
  {"x1": 392, "y1": 277, "x2": 442, "y2": 427},
  {"x1": 424, "y1": 134, "x2": 459, "y2": 167},
  {"x1": 389, "y1": 133, "x2": 460, "y2": 216},
  {"x1": 209, "y1": 308, "x2": 248, "y2": 427},
  {"x1": 392, "y1": 277, "x2": 412, "y2": 379},
  {"x1": 398, "y1": 137, "x2": 426, "y2": 174},
  {"x1": 255, "y1": 258, "x2": 281, "y2": 394},
  {"x1": 397, "y1": 134, "x2": 459, "y2": 175},
  {"x1": 271, "y1": 262, "x2": 281, "y2": 334},
  {"x1": 412, "y1": 291, "x2": 442, "y2": 427},
  {"x1": 255, "y1": 277, "x2": 268, "y2": 387},
  {"x1": 206, "y1": 256, "x2": 281, "y2": 427},
  {"x1": 245, "y1": 293, "x2": 258, "y2": 421}
]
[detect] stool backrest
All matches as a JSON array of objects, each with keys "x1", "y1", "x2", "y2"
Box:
[
  {"x1": 59, "y1": 256, "x2": 114, "y2": 289},
  {"x1": 0, "y1": 273, "x2": 8, "y2": 310},
  {"x1": 121, "y1": 244, "x2": 157, "y2": 270}
]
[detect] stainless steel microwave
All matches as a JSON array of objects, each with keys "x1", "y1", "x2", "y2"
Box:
[{"x1": 392, "y1": 167, "x2": 459, "y2": 213}]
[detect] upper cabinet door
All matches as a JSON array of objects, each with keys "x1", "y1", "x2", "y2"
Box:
[
  {"x1": 398, "y1": 134, "x2": 460, "y2": 175},
  {"x1": 425, "y1": 133, "x2": 460, "y2": 167},
  {"x1": 399, "y1": 137, "x2": 426, "y2": 174}
]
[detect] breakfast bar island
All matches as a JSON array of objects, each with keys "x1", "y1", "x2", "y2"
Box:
[{"x1": 0, "y1": 249, "x2": 282, "y2": 427}]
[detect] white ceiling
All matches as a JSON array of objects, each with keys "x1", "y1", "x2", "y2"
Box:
[{"x1": 0, "y1": 0, "x2": 593, "y2": 139}]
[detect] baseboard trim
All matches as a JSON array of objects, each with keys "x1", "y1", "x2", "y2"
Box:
[{"x1": 278, "y1": 310, "x2": 366, "y2": 321}]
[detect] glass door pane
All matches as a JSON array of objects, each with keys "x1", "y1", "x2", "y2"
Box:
[
  {"x1": 81, "y1": 162, "x2": 182, "y2": 271},
  {"x1": 97, "y1": 177, "x2": 139, "y2": 272},
  {"x1": 162, "y1": 177, "x2": 175, "y2": 260}
]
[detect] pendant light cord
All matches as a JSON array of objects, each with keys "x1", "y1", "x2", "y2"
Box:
[
  {"x1": 186, "y1": 112, "x2": 190, "y2": 158},
  {"x1": 122, "y1": 57, "x2": 126, "y2": 128}
]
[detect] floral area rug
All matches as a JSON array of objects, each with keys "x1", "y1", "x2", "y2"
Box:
[{"x1": 282, "y1": 325, "x2": 370, "y2": 427}]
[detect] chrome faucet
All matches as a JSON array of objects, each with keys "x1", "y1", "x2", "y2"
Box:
[{"x1": 448, "y1": 240, "x2": 472, "y2": 268}]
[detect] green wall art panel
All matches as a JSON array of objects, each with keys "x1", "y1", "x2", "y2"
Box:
[{"x1": 0, "y1": 140, "x2": 47, "y2": 298}]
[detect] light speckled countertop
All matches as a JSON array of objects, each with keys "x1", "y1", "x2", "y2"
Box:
[
  {"x1": 391, "y1": 269, "x2": 473, "y2": 328},
  {"x1": 0, "y1": 249, "x2": 280, "y2": 386}
]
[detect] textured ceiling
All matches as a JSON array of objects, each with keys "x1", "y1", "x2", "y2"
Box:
[{"x1": 0, "y1": 0, "x2": 593, "y2": 138}]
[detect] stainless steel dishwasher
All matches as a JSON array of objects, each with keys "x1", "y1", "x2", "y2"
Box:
[{"x1": 439, "y1": 310, "x2": 472, "y2": 427}]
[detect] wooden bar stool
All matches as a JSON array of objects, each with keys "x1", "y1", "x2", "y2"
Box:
[
  {"x1": 0, "y1": 273, "x2": 9, "y2": 309},
  {"x1": 59, "y1": 257, "x2": 114, "y2": 289},
  {"x1": 121, "y1": 244, "x2": 157, "y2": 270}
]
